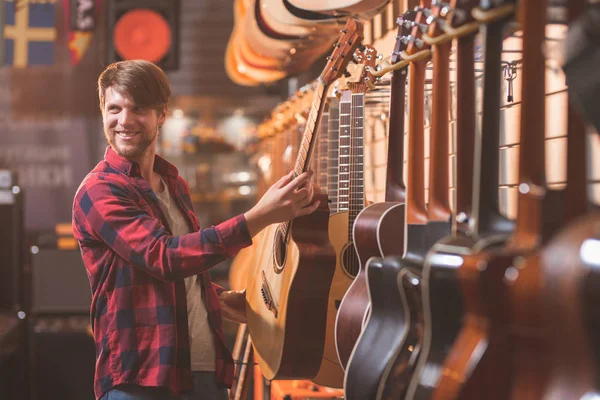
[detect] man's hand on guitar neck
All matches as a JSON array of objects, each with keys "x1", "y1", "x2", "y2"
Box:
[{"x1": 244, "y1": 170, "x2": 321, "y2": 237}]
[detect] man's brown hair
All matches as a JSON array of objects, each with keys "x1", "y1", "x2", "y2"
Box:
[{"x1": 98, "y1": 60, "x2": 171, "y2": 114}]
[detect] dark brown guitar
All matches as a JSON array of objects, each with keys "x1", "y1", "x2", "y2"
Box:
[
  {"x1": 405, "y1": 1, "x2": 480, "y2": 398},
  {"x1": 313, "y1": 45, "x2": 378, "y2": 388},
  {"x1": 334, "y1": 11, "x2": 413, "y2": 375},
  {"x1": 245, "y1": 20, "x2": 363, "y2": 380},
  {"x1": 541, "y1": 1, "x2": 599, "y2": 397},
  {"x1": 340, "y1": 11, "x2": 414, "y2": 399},
  {"x1": 436, "y1": 1, "x2": 566, "y2": 398},
  {"x1": 374, "y1": 1, "x2": 460, "y2": 397},
  {"x1": 428, "y1": 1, "x2": 518, "y2": 398}
]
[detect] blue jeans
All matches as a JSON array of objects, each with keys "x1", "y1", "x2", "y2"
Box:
[{"x1": 100, "y1": 372, "x2": 228, "y2": 400}]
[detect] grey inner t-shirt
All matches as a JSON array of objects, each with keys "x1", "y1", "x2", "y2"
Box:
[{"x1": 155, "y1": 177, "x2": 216, "y2": 371}]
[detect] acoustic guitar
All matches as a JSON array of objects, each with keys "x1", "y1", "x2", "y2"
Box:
[
  {"x1": 313, "y1": 45, "x2": 379, "y2": 387},
  {"x1": 428, "y1": 2, "x2": 518, "y2": 398},
  {"x1": 339, "y1": 11, "x2": 413, "y2": 399},
  {"x1": 372, "y1": 1, "x2": 460, "y2": 397},
  {"x1": 245, "y1": 20, "x2": 364, "y2": 380},
  {"x1": 285, "y1": 0, "x2": 390, "y2": 17},
  {"x1": 540, "y1": 1, "x2": 596, "y2": 395},
  {"x1": 229, "y1": 101, "x2": 301, "y2": 291},
  {"x1": 435, "y1": 1, "x2": 568, "y2": 398},
  {"x1": 405, "y1": 1, "x2": 479, "y2": 398}
]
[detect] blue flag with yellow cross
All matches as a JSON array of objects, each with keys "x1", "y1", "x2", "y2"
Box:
[{"x1": 4, "y1": 0, "x2": 57, "y2": 67}]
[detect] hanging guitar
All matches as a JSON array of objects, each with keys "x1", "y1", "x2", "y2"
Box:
[
  {"x1": 313, "y1": 44, "x2": 379, "y2": 387},
  {"x1": 406, "y1": 1, "x2": 480, "y2": 398},
  {"x1": 541, "y1": 0, "x2": 597, "y2": 396},
  {"x1": 429, "y1": 1, "x2": 518, "y2": 398},
  {"x1": 370, "y1": 0, "x2": 460, "y2": 396},
  {"x1": 245, "y1": 19, "x2": 363, "y2": 380},
  {"x1": 339, "y1": 10, "x2": 414, "y2": 399}
]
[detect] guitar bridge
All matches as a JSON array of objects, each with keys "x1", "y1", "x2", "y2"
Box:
[{"x1": 260, "y1": 271, "x2": 278, "y2": 318}]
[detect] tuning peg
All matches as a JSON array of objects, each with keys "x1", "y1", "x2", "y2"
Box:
[
  {"x1": 377, "y1": 53, "x2": 384, "y2": 61},
  {"x1": 411, "y1": 21, "x2": 429, "y2": 32},
  {"x1": 396, "y1": 16, "x2": 404, "y2": 25},
  {"x1": 340, "y1": 29, "x2": 348, "y2": 34}
]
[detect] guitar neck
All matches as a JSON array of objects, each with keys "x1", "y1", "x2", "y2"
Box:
[
  {"x1": 454, "y1": 31, "x2": 477, "y2": 233},
  {"x1": 348, "y1": 92, "x2": 366, "y2": 241},
  {"x1": 293, "y1": 82, "x2": 326, "y2": 177},
  {"x1": 406, "y1": 59, "x2": 428, "y2": 226},
  {"x1": 517, "y1": 0, "x2": 547, "y2": 188},
  {"x1": 384, "y1": 65, "x2": 408, "y2": 203},
  {"x1": 565, "y1": 0, "x2": 589, "y2": 222},
  {"x1": 339, "y1": 95, "x2": 352, "y2": 215},
  {"x1": 328, "y1": 98, "x2": 341, "y2": 214},
  {"x1": 317, "y1": 106, "x2": 330, "y2": 193},
  {"x1": 427, "y1": 39, "x2": 452, "y2": 222},
  {"x1": 515, "y1": 0, "x2": 547, "y2": 238},
  {"x1": 280, "y1": 81, "x2": 327, "y2": 237},
  {"x1": 472, "y1": 10, "x2": 514, "y2": 238}
]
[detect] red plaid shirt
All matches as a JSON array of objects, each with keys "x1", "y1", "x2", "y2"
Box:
[{"x1": 72, "y1": 147, "x2": 252, "y2": 399}]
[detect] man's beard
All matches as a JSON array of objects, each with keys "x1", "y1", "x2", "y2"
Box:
[{"x1": 105, "y1": 130, "x2": 156, "y2": 159}]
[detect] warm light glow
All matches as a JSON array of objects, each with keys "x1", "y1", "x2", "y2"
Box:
[
  {"x1": 428, "y1": 254, "x2": 464, "y2": 268},
  {"x1": 581, "y1": 239, "x2": 600, "y2": 267},
  {"x1": 172, "y1": 109, "x2": 184, "y2": 119},
  {"x1": 238, "y1": 185, "x2": 252, "y2": 196}
]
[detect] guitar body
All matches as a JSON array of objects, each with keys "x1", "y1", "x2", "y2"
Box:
[
  {"x1": 542, "y1": 213, "x2": 599, "y2": 400},
  {"x1": 246, "y1": 194, "x2": 335, "y2": 379},
  {"x1": 376, "y1": 229, "x2": 428, "y2": 400},
  {"x1": 229, "y1": 231, "x2": 263, "y2": 291},
  {"x1": 343, "y1": 256, "x2": 406, "y2": 400},
  {"x1": 407, "y1": 235, "x2": 472, "y2": 399},
  {"x1": 312, "y1": 211, "x2": 353, "y2": 388},
  {"x1": 287, "y1": 0, "x2": 389, "y2": 15},
  {"x1": 432, "y1": 239, "x2": 512, "y2": 400},
  {"x1": 334, "y1": 202, "x2": 405, "y2": 368}
]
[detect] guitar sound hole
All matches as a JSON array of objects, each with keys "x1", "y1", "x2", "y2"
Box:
[
  {"x1": 341, "y1": 242, "x2": 360, "y2": 277},
  {"x1": 273, "y1": 228, "x2": 287, "y2": 272}
]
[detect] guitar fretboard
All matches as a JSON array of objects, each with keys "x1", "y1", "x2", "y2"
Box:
[
  {"x1": 338, "y1": 92, "x2": 365, "y2": 242},
  {"x1": 349, "y1": 93, "x2": 365, "y2": 241},
  {"x1": 338, "y1": 96, "x2": 351, "y2": 215},
  {"x1": 317, "y1": 109, "x2": 330, "y2": 195},
  {"x1": 281, "y1": 82, "x2": 326, "y2": 239},
  {"x1": 327, "y1": 99, "x2": 340, "y2": 214}
]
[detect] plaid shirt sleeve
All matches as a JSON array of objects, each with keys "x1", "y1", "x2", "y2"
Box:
[{"x1": 74, "y1": 179, "x2": 252, "y2": 281}]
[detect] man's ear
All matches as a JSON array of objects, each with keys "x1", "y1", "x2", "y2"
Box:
[{"x1": 158, "y1": 107, "x2": 168, "y2": 126}]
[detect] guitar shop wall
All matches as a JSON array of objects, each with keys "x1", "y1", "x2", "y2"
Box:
[
  {"x1": 360, "y1": 4, "x2": 600, "y2": 216},
  {"x1": 0, "y1": 0, "x2": 282, "y2": 399}
]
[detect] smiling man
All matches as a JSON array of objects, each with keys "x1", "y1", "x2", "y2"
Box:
[{"x1": 72, "y1": 60, "x2": 320, "y2": 400}]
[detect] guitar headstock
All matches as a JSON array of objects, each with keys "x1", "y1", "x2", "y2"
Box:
[
  {"x1": 391, "y1": 10, "x2": 417, "y2": 64},
  {"x1": 447, "y1": 0, "x2": 479, "y2": 27},
  {"x1": 320, "y1": 19, "x2": 364, "y2": 86},
  {"x1": 406, "y1": 0, "x2": 433, "y2": 55},
  {"x1": 346, "y1": 45, "x2": 378, "y2": 94}
]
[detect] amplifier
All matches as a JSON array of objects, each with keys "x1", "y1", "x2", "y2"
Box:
[
  {"x1": 0, "y1": 171, "x2": 26, "y2": 311},
  {"x1": 30, "y1": 247, "x2": 91, "y2": 314},
  {"x1": 30, "y1": 315, "x2": 95, "y2": 400}
]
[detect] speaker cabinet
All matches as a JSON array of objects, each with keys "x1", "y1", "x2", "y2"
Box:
[
  {"x1": 0, "y1": 170, "x2": 25, "y2": 311},
  {"x1": 107, "y1": 0, "x2": 180, "y2": 71},
  {"x1": 30, "y1": 247, "x2": 91, "y2": 315},
  {"x1": 30, "y1": 315, "x2": 95, "y2": 400}
]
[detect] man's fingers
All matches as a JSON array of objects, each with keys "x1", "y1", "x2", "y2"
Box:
[
  {"x1": 297, "y1": 200, "x2": 320, "y2": 217},
  {"x1": 276, "y1": 171, "x2": 295, "y2": 188},
  {"x1": 283, "y1": 171, "x2": 313, "y2": 194},
  {"x1": 293, "y1": 187, "x2": 311, "y2": 201}
]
